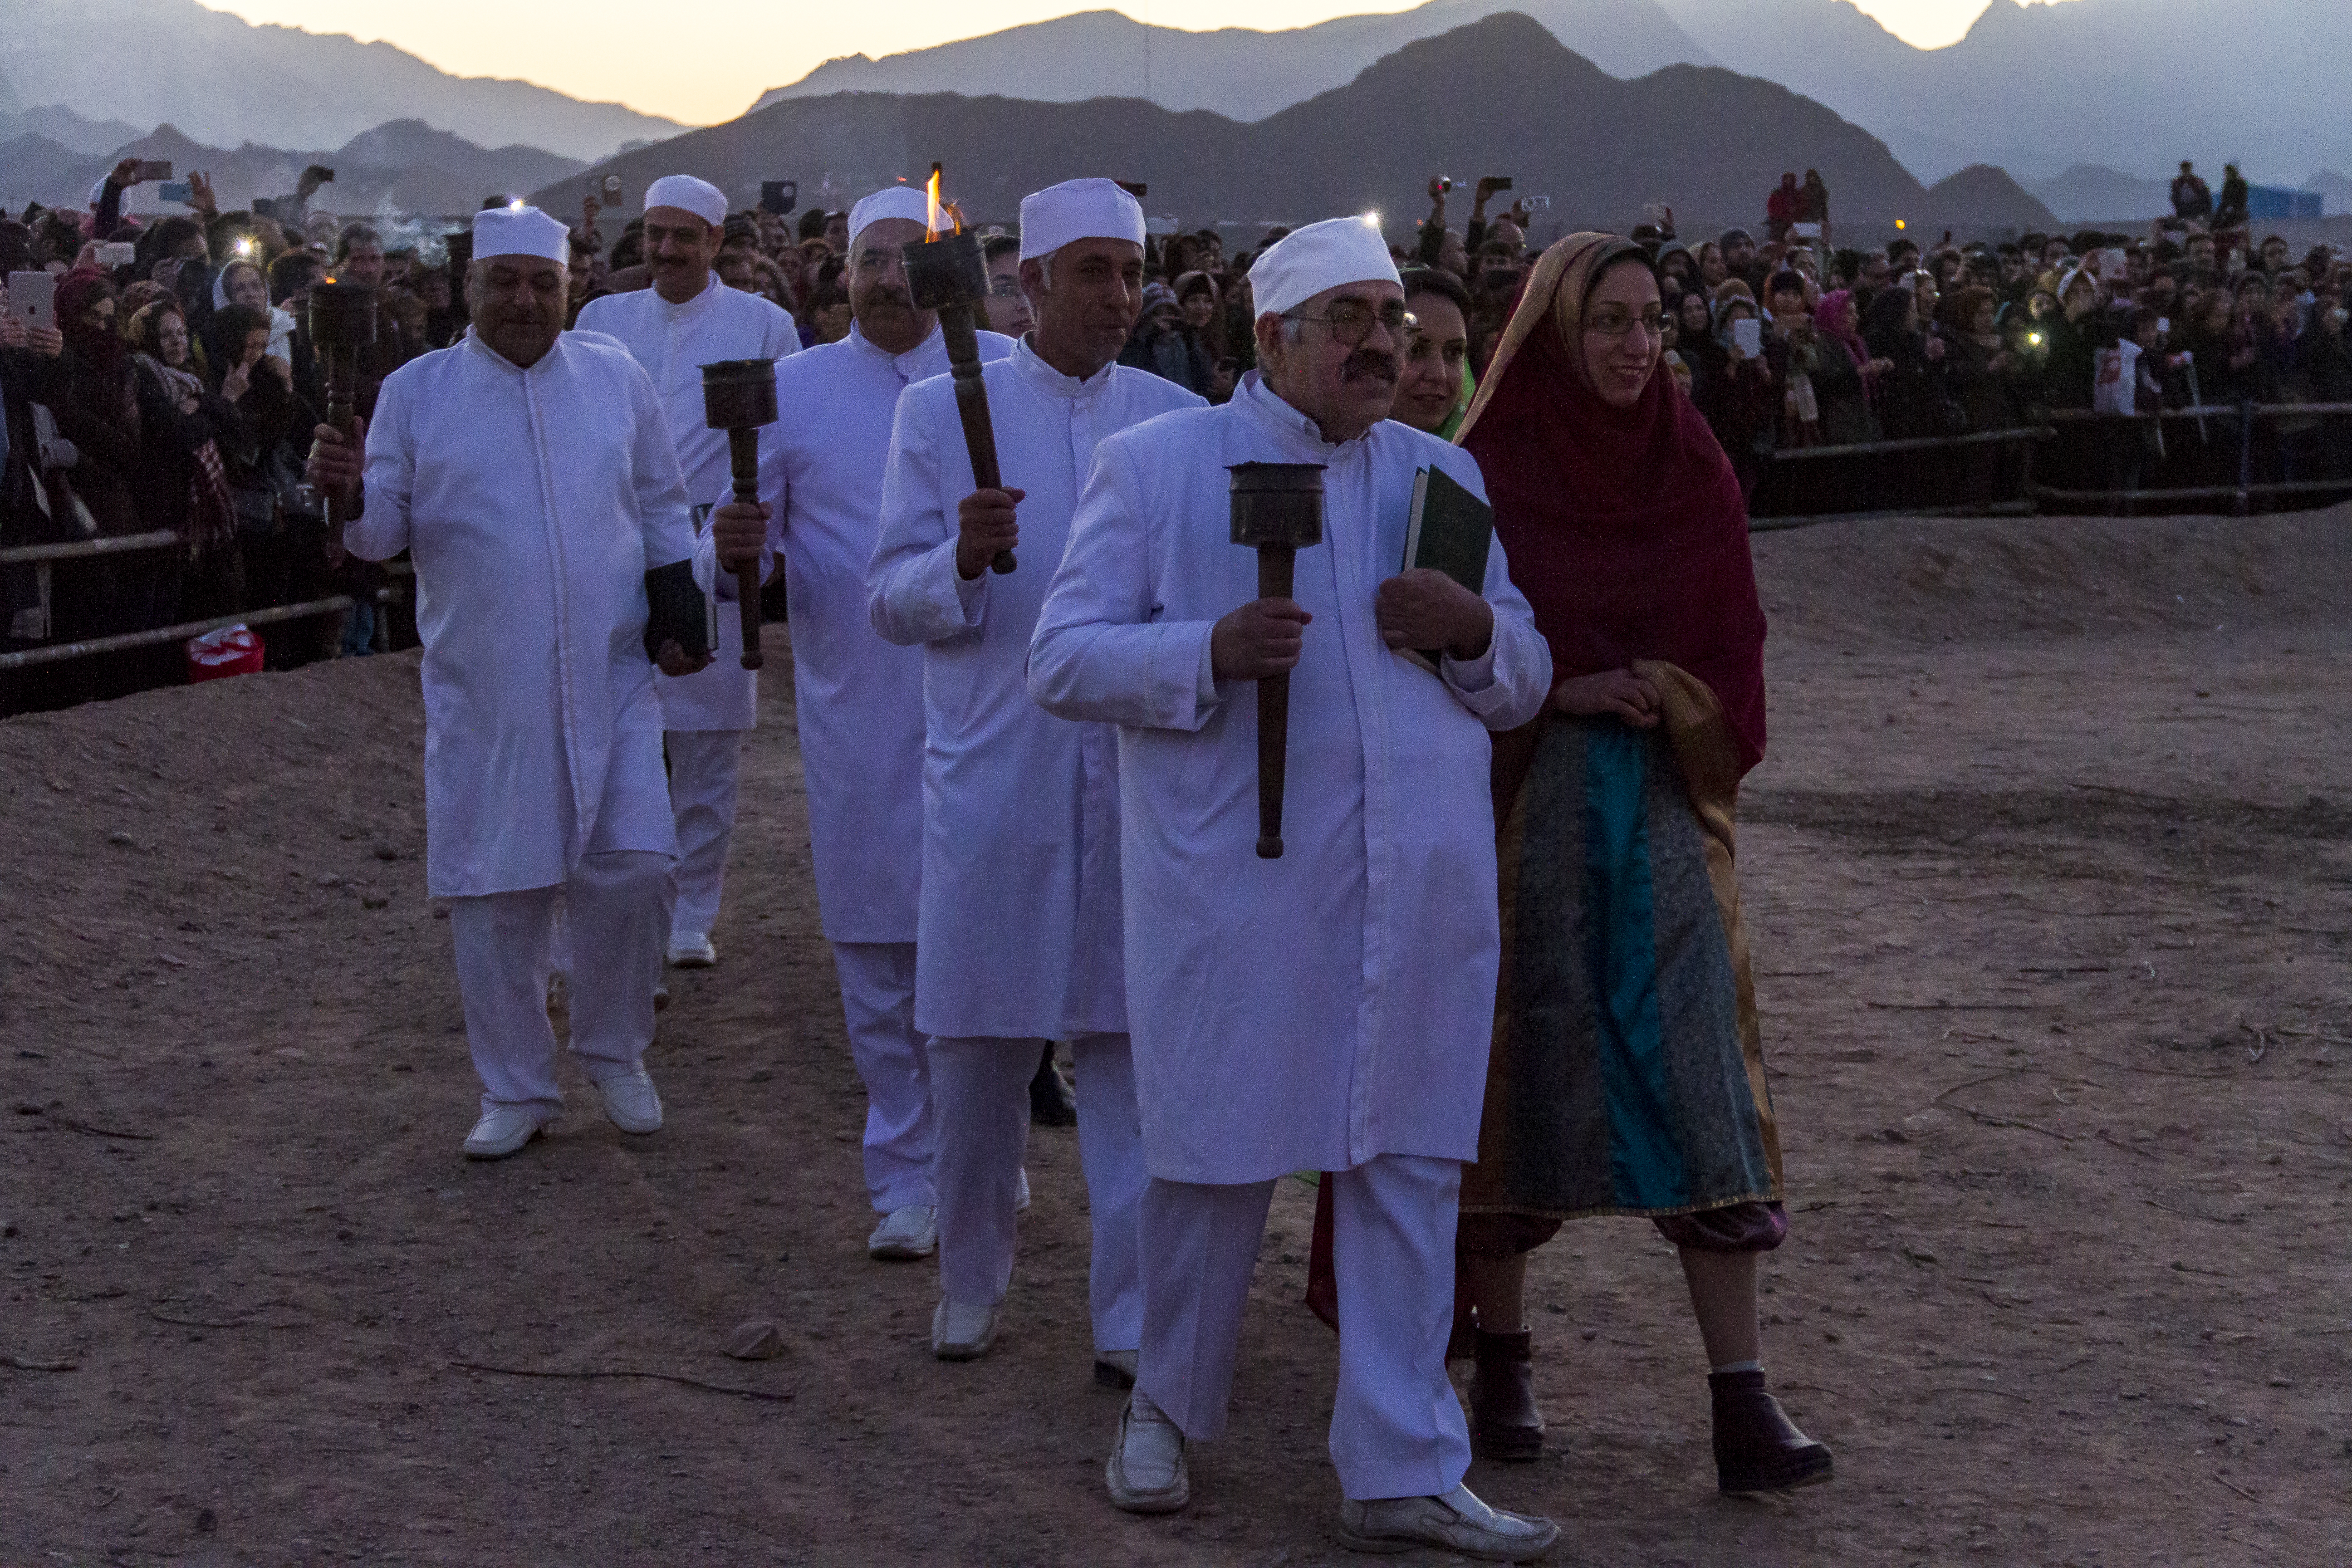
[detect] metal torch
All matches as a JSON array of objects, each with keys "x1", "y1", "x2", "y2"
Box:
[
  {"x1": 700, "y1": 357, "x2": 780, "y2": 670},
  {"x1": 306, "y1": 280, "x2": 375, "y2": 530},
  {"x1": 1228, "y1": 462, "x2": 1326, "y2": 860},
  {"x1": 901, "y1": 225, "x2": 1013, "y2": 573}
]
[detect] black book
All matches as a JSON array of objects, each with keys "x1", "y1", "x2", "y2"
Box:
[{"x1": 1398, "y1": 465, "x2": 1494, "y2": 672}]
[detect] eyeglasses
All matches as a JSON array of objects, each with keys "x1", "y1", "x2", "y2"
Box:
[
  {"x1": 1288, "y1": 299, "x2": 1413, "y2": 347},
  {"x1": 1584, "y1": 306, "x2": 1666, "y2": 340}
]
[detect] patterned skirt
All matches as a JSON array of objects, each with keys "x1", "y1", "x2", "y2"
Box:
[{"x1": 1458, "y1": 662, "x2": 1783, "y2": 1250}]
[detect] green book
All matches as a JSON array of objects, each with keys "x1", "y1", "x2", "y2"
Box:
[{"x1": 1399, "y1": 466, "x2": 1494, "y2": 672}]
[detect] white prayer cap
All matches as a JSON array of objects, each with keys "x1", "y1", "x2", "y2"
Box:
[
  {"x1": 1247, "y1": 215, "x2": 1400, "y2": 320},
  {"x1": 471, "y1": 204, "x2": 570, "y2": 266},
  {"x1": 1018, "y1": 178, "x2": 1145, "y2": 262},
  {"x1": 848, "y1": 185, "x2": 934, "y2": 251},
  {"x1": 644, "y1": 174, "x2": 727, "y2": 228}
]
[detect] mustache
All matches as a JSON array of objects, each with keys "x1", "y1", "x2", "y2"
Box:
[
  {"x1": 861, "y1": 285, "x2": 915, "y2": 312},
  {"x1": 1341, "y1": 349, "x2": 1399, "y2": 384}
]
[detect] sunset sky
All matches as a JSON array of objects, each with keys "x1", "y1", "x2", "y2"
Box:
[{"x1": 194, "y1": 0, "x2": 2075, "y2": 126}]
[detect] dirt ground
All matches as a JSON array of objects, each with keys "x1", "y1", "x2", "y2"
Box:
[{"x1": 3, "y1": 506, "x2": 2349, "y2": 1567}]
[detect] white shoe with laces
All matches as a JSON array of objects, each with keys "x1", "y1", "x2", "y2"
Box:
[
  {"x1": 1335, "y1": 1483, "x2": 1559, "y2": 1562},
  {"x1": 867, "y1": 1204, "x2": 936, "y2": 1260},
  {"x1": 592, "y1": 1063, "x2": 663, "y2": 1134},
  {"x1": 1105, "y1": 1390, "x2": 1189, "y2": 1514},
  {"x1": 462, "y1": 1104, "x2": 550, "y2": 1160},
  {"x1": 1016, "y1": 1166, "x2": 1031, "y2": 1214}
]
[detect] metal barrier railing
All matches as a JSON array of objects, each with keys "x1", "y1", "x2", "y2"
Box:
[
  {"x1": 2037, "y1": 402, "x2": 2352, "y2": 516},
  {"x1": 0, "y1": 529, "x2": 183, "y2": 566},
  {"x1": 0, "y1": 590, "x2": 398, "y2": 672}
]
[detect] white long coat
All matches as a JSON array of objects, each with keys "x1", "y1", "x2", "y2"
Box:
[
  {"x1": 868, "y1": 341, "x2": 1202, "y2": 1040},
  {"x1": 1027, "y1": 373, "x2": 1552, "y2": 1184},
  {"x1": 348, "y1": 329, "x2": 697, "y2": 899},
  {"x1": 693, "y1": 323, "x2": 1015, "y2": 944},
  {"x1": 576, "y1": 275, "x2": 799, "y2": 733}
]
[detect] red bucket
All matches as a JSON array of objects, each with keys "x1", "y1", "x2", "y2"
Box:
[{"x1": 186, "y1": 624, "x2": 264, "y2": 682}]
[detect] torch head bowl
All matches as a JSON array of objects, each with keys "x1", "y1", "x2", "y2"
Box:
[
  {"x1": 1228, "y1": 461, "x2": 1327, "y2": 550},
  {"x1": 701, "y1": 358, "x2": 780, "y2": 431},
  {"x1": 307, "y1": 280, "x2": 377, "y2": 353},
  {"x1": 901, "y1": 229, "x2": 989, "y2": 311}
]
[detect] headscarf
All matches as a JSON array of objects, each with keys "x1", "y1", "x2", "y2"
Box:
[
  {"x1": 54, "y1": 268, "x2": 125, "y2": 375},
  {"x1": 1458, "y1": 232, "x2": 1768, "y2": 773},
  {"x1": 1814, "y1": 288, "x2": 1877, "y2": 397}
]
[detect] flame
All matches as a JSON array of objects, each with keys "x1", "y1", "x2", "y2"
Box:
[{"x1": 925, "y1": 164, "x2": 949, "y2": 240}]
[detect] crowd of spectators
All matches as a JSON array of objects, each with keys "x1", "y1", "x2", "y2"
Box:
[{"x1": 6, "y1": 155, "x2": 2351, "y2": 703}]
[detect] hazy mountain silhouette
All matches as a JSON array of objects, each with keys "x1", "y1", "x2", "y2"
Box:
[
  {"x1": 1656, "y1": 0, "x2": 2352, "y2": 186},
  {"x1": 1920, "y1": 166, "x2": 2058, "y2": 234},
  {"x1": 1, "y1": 0, "x2": 678, "y2": 162},
  {"x1": 546, "y1": 16, "x2": 1969, "y2": 238},
  {"x1": 0, "y1": 119, "x2": 587, "y2": 216},
  {"x1": 756, "y1": 0, "x2": 1713, "y2": 121}
]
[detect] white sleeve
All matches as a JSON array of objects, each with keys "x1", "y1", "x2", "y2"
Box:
[
  {"x1": 628, "y1": 367, "x2": 696, "y2": 570},
  {"x1": 344, "y1": 372, "x2": 413, "y2": 562},
  {"x1": 867, "y1": 383, "x2": 984, "y2": 646},
  {"x1": 1028, "y1": 439, "x2": 1225, "y2": 731}
]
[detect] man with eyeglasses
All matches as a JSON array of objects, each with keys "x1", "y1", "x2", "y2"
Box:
[
  {"x1": 1030, "y1": 217, "x2": 1557, "y2": 1558},
  {"x1": 706, "y1": 186, "x2": 1016, "y2": 1265},
  {"x1": 980, "y1": 233, "x2": 1035, "y2": 338}
]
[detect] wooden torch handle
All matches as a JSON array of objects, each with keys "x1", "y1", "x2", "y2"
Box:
[
  {"x1": 939, "y1": 304, "x2": 1014, "y2": 574},
  {"x1": 728, "y1": 427, "x2": 764, "y2": 671},
  {"x1": 1255, "y1": 546, "x2": 1295, "y2": 860}
]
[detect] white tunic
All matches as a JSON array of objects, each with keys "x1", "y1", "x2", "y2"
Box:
[
  {"x1": 348, "y1": 328, "x2": 697, "y2": 899},
  {"x1": 693, "y1": 323, "x2": 1016, "y2": 944},
  {"x1": 868, "y1": 340, "x2": 1203, "y2": 1039},
  {"x1": 1027, "y1": 373, "x2": 1552, "y2": 1185},
  {"x1": 576, "y1": 275, "x2": 800, "y2": 733}
]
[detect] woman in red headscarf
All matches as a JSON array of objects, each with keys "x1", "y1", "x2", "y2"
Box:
[{"x1": 1450, "y1": 233, "x2": 1830, "y2": 1496}]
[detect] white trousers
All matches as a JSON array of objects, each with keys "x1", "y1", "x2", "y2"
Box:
[
  {"x1": 663, "y1": 729, "x2": 745, "y2": 943},
  {"x1": 830, "y1": 942, "x2": 936, "y2": 1215},
  {"x1": 929, "y1": 1033, "x2": 1146, "y2": 1354},
  {"x1": 1136, "y1": 1153, "x2": 1472, "y2": 1502},
  {"x1": 447, "y1": 850, "x2": 673, "y2": 1116}
]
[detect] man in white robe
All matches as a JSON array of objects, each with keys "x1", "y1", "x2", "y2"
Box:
[
  {"x1": 867, "y1": 179, "x2": 1200, "y2": 1371},
  {"x1": 305, "y1": 205, "x2": 710, "y2": 1159},
  {"x1": 1029, "y1": 218, "x2": 1559, "y2": 1558},
  {"x1": 706, "y1": 187, "x2": 1016, "y2": 1259},
  {"x1": 576, "y1": 174, "x2": 800, "y2": 969}
]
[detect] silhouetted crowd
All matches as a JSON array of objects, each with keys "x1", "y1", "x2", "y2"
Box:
[{"x1": 6, "y1": 157, "x2": 2350, "y2": 709}]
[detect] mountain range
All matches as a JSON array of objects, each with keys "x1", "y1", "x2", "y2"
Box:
[
  {"x1": 755, "y1": 0, "x2": 2352, "y2": 189},
  {"x1": 0, "y1": 0, "x2": 679, "y2": 162},
  {"x1": 0, "y1": 119, "x2": 585, "y2": 218},
  {"x1": 539, "y1": 15, "x2": 2059, "y2": 240}
]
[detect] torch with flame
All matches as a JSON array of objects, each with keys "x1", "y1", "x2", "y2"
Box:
[{"x1": 902, "y1": 163, "x2": 1014, "y2": 574}]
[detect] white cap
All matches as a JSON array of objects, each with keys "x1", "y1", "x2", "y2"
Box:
[
  {"x1": 472, "y1": 204, "x2": 570, "y2": 265},
  {"x1": 1018, "y1": 178, "x2": 1146, "y2": 262},
  {"x1": 644, "y1": 174, "x2": 727, "y2": 228},
  {"x1": 1247, "y1": 215, "x2": 1400, "y2": 320},
  {"x1": 848, "y1": 185, "x2": 934, "y2": 252}
]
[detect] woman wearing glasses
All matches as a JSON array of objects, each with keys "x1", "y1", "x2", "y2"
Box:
[{"x1": 1450, "y1": 233, "x2": 1833, "y2": 1498}]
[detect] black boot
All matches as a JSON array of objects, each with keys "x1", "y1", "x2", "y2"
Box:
[
  {"x1": 1709, "y1": 1369, "x2": 1833, "y2": 1493},
  {"x1": 1028, "y1": 1043, "x2": 1077, "y2": 1126},
  {"x1": 1466, "y1": 1328, "x2": 1545, "y2": 1462}
]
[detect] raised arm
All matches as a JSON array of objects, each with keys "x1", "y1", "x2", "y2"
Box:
[
  {"x1": 345, "y1": 379, "x2": 412, "y2": 562},
  {"x1": 1028, "y1": 440, "x2": 1226, "y2": 732},
  {"x1": 867, "y1": 380, "x2": 993, "y2": 647}
]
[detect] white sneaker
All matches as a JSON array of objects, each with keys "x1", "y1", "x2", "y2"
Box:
[
  {"x1": 593, "y1": 1064, "x2": 663, "y2": 1134},
  {"x1": 931, "y1": 1297, "x2": 1002, "y2": 1361},
  {"x1": 462, "y1": 1104, "x2": 549, "y2": 1160},
  {"x1": 1105, "y1": 1391, "x2": 1189, "y2": 1514},
  {"x1": 1016, "y1": 1166, "x2": 1032, "y2": 1214},
  {"x1": 867, "y1": 1204, "x2": 937, "y2": 1260},
  {"x1": 667, "y1": 934, "x2": 717, "y2": 968},
  {"x1": 1336, "y1": 1483, "x2": 1559, "y2": 1562}
]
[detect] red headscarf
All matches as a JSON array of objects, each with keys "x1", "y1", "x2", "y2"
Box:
[{"x1": 1460, "y1": 233, "x2": 1768, "y2": 773}]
